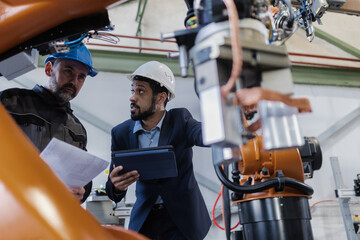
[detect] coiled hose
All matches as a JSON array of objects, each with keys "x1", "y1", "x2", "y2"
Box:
[{"x1": 215, "y1": 165, "x2": 314, "y2": 195}]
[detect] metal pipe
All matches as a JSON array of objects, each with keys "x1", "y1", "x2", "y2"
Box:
[
  {"x1": 291, "y1": 61, "x2": 360, "y2": 70},
  {"x1": 113, "y1": 34, "x2": 176, "y2": 43},
  {"x1": 87, "y1": 43, "x2": 178, "y2": 52},
  {"x1": 289, "y1": 52, "x2": 360, "y2": 62}
]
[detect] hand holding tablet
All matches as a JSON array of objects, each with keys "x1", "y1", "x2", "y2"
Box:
[{"x1": 111, "y1": 145, "x2": 178, "y2": 181}]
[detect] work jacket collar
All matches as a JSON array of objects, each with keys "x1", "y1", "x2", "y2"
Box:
[{"x1": 33, "y1": 84, "x2": 72, "y2": 112}]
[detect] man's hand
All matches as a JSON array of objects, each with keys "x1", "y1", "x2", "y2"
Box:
[
  {"x1": 71, "y1": 187, "x2": 85, "y2": 202},
  {"x1": 110, "y1": 165, "x2": 140, "y2": 192}
]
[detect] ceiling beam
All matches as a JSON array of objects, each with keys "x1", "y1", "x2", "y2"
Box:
[
  {"x1": 292, "y1": 65, "x2": 360, "y2": 88},
  {"x1": 314, "y1": 27, "x2": 360, "y2": 59}
]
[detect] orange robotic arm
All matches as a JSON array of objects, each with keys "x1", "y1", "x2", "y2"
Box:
[
  {"x1": 0, "y1": 0, "x2": 121, "y2": 56},
  {"x1": 0, "y1": 103, "x2": 148, "y2": 239}
]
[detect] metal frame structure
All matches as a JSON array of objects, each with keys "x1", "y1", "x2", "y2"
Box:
[
  {"x1": 135, "y1": 0, "x2": 149, "y2": 51},
  {"x1": 330, "y1": 157, "x2": 360, "y2": 240},
  {"x1": 318, "y1": 107, "x2": 360, "y2": 144}
]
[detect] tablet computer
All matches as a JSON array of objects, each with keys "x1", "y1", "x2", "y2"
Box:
[{"x1": 111, "y1": 145, "x2": 177, "y2": 180}]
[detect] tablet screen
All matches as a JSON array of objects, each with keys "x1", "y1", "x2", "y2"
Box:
[{"x1": 112, "y1": 146, "x2": 177, "y2": 180}]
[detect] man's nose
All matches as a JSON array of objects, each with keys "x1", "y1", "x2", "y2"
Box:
[
  {"x1": 68, "y1": 74, "x2": 81, "y2": 85},
  {"x1": 129, "y1": 94, "x2": 135, "y2": 102}
]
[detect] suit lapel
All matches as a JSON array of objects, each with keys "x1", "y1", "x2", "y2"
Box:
[{"x1": 158, "y1": 111, "x2": 172, "y2": 146}]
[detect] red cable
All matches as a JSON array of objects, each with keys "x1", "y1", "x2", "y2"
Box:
[
  {"x1": 212, "y1": 187, "x2": 224, "y2": 229},
  {"x1": 212, "y1": 185, "x2": 240, "y2": 230},
  {"x1": 310, "y1": 199, "x2": 360, "y2": 212},
  {"x1": 310, "y1": 200, "x2": 338, "y2": 212}
]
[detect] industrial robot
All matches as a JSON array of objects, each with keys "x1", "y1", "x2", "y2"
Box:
[{"x1": 160, "y1": 0, "x2": 359, "y2": 239}]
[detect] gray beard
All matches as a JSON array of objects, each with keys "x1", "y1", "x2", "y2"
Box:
[
  {"x1": 49, "y1": 80, "x2": 76, "y2": 103},
  {"x1": 55, "y1": 91, "x2": 73, "y2": 103}
]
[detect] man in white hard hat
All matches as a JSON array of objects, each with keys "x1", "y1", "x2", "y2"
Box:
[
  {"x1": 106, "y1": 61, "x2": 211, "y2": 240},
  {"x1": 0, "y1": 44, "x2": 97, "y2": 202}
]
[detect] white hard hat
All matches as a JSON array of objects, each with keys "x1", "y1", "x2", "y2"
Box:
[{"x1": 128, "y1": 61, "x2": 176, "y2": 100}]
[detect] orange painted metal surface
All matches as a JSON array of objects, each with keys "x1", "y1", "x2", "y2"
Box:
[
  {"x1": 0, "y1": 104, "x2": 148, "y2": 239},
  {"x1": 0, "y1": 0, "x2": 120, "y2": 55},
  {"x1": 104, "y1": 225, "x2": 149, "y2": 239},
  {"x1": 234, "y1": 135, "x2": 308, "y2": 203}
]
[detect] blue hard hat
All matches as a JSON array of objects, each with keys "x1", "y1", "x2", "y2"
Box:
[{"x1": 44, "y1": 44, "x2": 98, "y2": 77}]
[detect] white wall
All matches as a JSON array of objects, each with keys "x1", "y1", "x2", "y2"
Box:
[
  {"x1": 296, "y1": 85, "x2": 360, "y2": 203},
  {"x1": 294, "y1": 85, "x2": 360, "y2": 239}
]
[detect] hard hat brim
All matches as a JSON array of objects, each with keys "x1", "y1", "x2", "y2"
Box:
[
  {"x1": 127, "y1": 73, "x2": 175, "y2": 100},
  {"x1": 44, "y1": 55, "x2": 98, "y2": 77}
]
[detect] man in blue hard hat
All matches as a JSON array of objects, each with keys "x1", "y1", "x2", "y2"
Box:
[{"x1": 0, "y1": 44, "x2": 97, "y2": 202}]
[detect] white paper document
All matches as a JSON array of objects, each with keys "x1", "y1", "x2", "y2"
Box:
[{"x1": 40, "y1": 138, "x2": 109, "y2": 188}]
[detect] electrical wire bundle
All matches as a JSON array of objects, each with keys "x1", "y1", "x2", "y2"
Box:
[{"x1": 49, "y1": 25, "x2": 120, "y2": 54}]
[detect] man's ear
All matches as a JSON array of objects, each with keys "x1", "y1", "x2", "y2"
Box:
[
  {"x1": 157, "y1": 92, "x2": 167, "y2": 105},
  {"x1": 44, "y1": 61, "x2": 54, "y2": 77}
]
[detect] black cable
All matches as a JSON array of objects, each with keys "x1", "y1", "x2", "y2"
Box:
[
  {"x1": 223, "y1": 165, "x2": 231, "y2": 240},
  {"x1": 215, "y1": 165, "x2": 314, "y2": 195},
  {"x1": 112, "y1": 202, "x2": 118, "y2": 211},
  {"x1": 231, "y1": 162, "x2": 242, "y2": 201},
  {"x1": 216, "y1": 165, "x2": 279, "y2": 193},
  {"x1": 284, "y1": 177, "x2": 314, "y2": 195},
  {"x1": 281, "y1": 0, "x2": 295, "y2": 28}
]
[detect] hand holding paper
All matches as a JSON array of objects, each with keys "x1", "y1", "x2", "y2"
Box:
[{"x1": 40, "y1": 138, "x2": 109, "y2": 188}]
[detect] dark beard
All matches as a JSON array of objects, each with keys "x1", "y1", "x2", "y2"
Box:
[
  {"x1": 54, "y1": 83, "x2": 77, "y2": 103},
  {"x1": 131, "y1": 98, "x2": 156, "y2": 121}
]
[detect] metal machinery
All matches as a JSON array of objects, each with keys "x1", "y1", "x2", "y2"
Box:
[
  {"x1": 158, "y1": 0, "x2": 351, "y2": 239},
  {"x1": 0, "y1": 0, "x2": 147, "y2": 239}
]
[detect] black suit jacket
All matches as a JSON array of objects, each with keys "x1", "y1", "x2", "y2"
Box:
[{"x1": 106, "y1": 108, "x2": 211, "y2": 240}]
